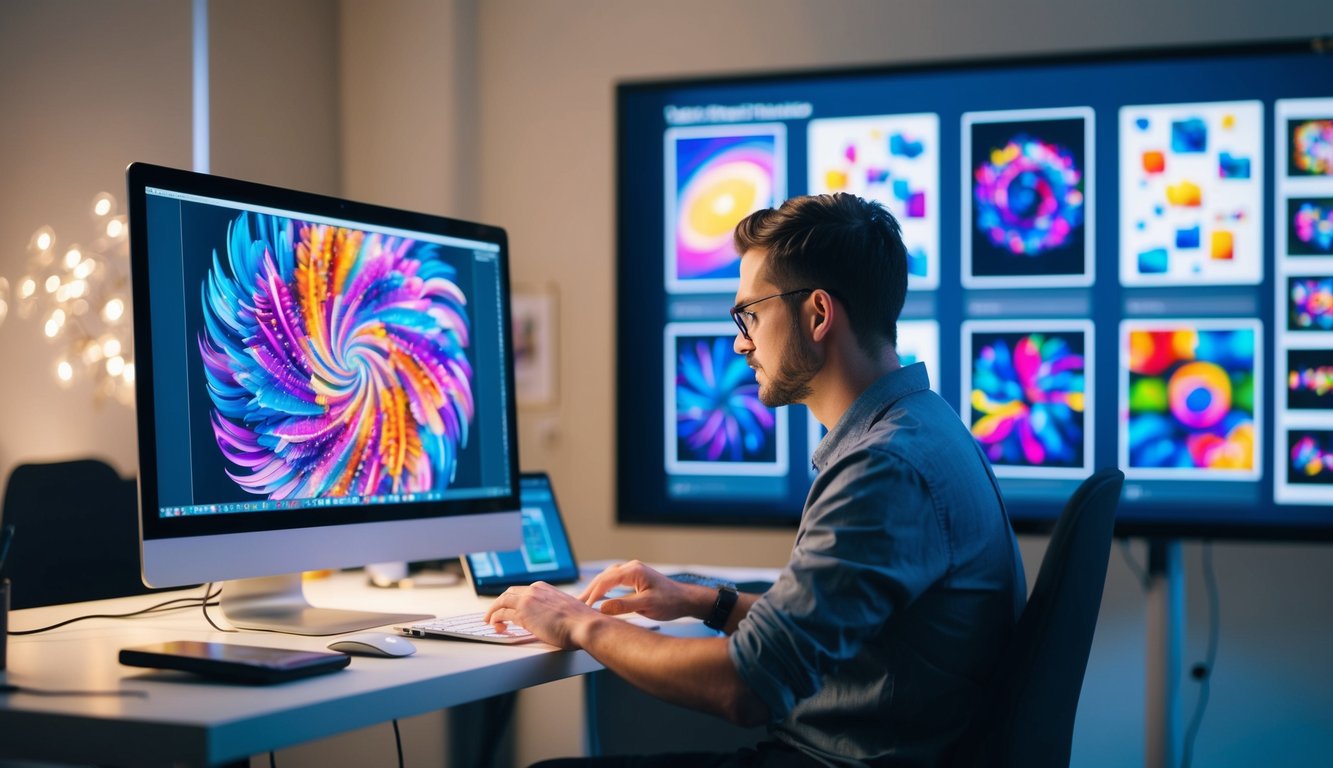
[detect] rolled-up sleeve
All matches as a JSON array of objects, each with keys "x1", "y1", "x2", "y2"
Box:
[{"x1": 728, "y1": 445, "x2": 950, "y2": 722}]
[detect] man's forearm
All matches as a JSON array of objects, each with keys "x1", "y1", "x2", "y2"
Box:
[
  {"x1": 724, "y1": 591, "x2": 761, "y2": 633},
  {"x1": 575, "y1": 615, "x2": 769, "y2": 726}
]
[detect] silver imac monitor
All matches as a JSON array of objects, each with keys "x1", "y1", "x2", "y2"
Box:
[{"x1": 126, "y1": 163, "x2": 522, "y2": 634}]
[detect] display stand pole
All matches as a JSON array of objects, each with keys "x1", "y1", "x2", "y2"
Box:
[
  {"x1": 192, "y1": 0, "x2": 209, "y2": 173},
  {"x1": 1145, "y1": 538, "x2": 1184, "y2": 768}
]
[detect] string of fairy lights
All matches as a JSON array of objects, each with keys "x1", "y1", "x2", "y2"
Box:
[{"x1": 1, "y1": 192, "x2": 135, "y2": 406}]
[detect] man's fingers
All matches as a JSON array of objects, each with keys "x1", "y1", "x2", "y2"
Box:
[
  {"x1": 598, "y1": 598, "x2": 627, "y2": 615},
  {"x1": 484, "y1": 586, "x2": 520, "y2": 622},
  {"x1": 486, "y1": 606, "x2": 516, "y2": 627},
  {"x1": 580, "y1": 568, "x2": 628, "y2": 604},
  {"x1": 578, "y1": 580, "x2": 604, "y2": 604}
]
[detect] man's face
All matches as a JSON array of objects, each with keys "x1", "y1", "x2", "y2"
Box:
[{"x1": 734, "y1": 251, "x2": 821, "y2": 407}]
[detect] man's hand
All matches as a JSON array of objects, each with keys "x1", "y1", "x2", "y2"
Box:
[
  {"x1": 577, "y1": 560, "x2": 714, "y2": 622},
  {"x1": 483, "y1": 581, "x2": 603, "y2": 650},
  {"x1": 488, "y1": 570, "x2": 771, "y2": 728}
]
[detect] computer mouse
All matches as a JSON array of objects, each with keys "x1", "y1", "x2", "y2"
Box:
[{"x1": 327, "y1": 632, "x2": 417, "y2": 658}]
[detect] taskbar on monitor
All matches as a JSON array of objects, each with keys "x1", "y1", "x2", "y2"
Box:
[{"x1": 159, "y1": 487, "x2": 505, "y2": 518}]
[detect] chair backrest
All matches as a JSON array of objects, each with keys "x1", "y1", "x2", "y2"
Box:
[
  {"x1": 0, "y1": 458, "x2": 157, "y2": 609},
  {"x1": 951, "y1": 467, "x2": 1124, "y2": 768}
]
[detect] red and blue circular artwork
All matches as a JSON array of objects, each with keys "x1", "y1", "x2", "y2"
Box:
[{"x1": 1126, "y1": 327, "x2": 1256, "y2": 471}]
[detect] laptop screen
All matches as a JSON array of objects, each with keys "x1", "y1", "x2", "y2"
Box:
[{"x1": 461, "y1": 472, "x2": 580, "y2": 595}]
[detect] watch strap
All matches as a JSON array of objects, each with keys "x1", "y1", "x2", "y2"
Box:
[{"x1": 704, "y1": 585, "x2": 739, "y2": 631}]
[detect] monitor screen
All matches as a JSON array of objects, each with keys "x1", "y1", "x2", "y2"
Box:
[
  {"x1": 615, "y1": 39, "x2": 1333, "y2": 540},
  {"x1": 127, "y1": 163, "x2": 522, "y2": 632}
]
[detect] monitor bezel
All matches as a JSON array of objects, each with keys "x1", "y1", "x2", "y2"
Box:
[{"x1": 127, "y1": 162, "x2": 522, "y2": 544}]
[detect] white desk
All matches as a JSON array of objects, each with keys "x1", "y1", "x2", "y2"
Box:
[
  {"x1": 0, "y1": 571, "x2": 599, "y2": 767},
  {"x1": 0, "y1": 563, "x2": 776, "y2": 767}
]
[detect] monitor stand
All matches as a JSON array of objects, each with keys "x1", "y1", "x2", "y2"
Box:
[{"x1": 219, "y1": 574, "x2": 432, "y2": 635}]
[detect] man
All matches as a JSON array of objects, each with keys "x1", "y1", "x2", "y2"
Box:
[{"x1": 485, "y1": 193, "x2": 1025, "y2": 766}]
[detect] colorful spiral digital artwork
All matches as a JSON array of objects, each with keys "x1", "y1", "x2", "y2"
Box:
[
  {"x1": 973, "y1": 135, "x2": 1084, "y2": 256},
  {"x1": 1289, "y1": 277, "x2": 1333, "y2": 331},
  {"x1": 1291, "y1": 119, "x2": 1333, "y2": 176},
  {"x1": 1290, "y1": 433, "x2": 1333, "y2": 482},
  {"x1": 675, "y1": 336, "x2": 775, "y2": 463},
  {"x1": 1126, "y1": 327, "x2": 1255, "y2": 471},
  {"x1": 970, "y1": 331, "x2": 1086, "y2": 469},
  {"x1": 198, "y1": 213, "x2": 474, "y2": 499},
  {"x1": 674, "y1": 133, "x2": 778, "y2": 282}
]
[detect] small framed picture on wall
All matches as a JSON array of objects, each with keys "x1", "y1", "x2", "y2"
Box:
[{"x1": 511, "y1": 285, "x2": 558, "y2": 408}]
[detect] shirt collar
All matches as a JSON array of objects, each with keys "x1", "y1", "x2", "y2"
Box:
[{"x1": 810, "y1": 362, "x2": 931, "y2": 472}]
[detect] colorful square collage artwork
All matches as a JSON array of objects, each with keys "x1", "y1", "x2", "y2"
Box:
[
  {"x1": 807, "y1": 113, "x2": 940, "y2": 289},
  {"x1": 1120, "y1": 101, "x2": 1264, "y2": 285}
]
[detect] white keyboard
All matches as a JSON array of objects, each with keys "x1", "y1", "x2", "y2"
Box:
[{"x1": 396, "y1": 612, "x2": 538, "y2": 644}]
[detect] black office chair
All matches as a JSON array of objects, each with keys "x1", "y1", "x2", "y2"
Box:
[
  {"x1": 951, "y1": 467, "x2": 1125, "y2": 768},
  {"x1": 0, "y1": 458, "x2": 161, "y2": 609}
]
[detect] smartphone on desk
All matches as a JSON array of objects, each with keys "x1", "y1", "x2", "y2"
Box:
[{"x1": 120, "y1": 641, "x2": 350, "y2": 685}]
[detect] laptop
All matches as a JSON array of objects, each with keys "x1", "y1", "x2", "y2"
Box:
[
  {"x1": 394, "y1": 472, "x2": 580, "y2": 644},
  {"x1": 395, "y1": 472, "x2": 687, "y2": 643},
  {"x1": 460, "y1": 471, "x2": 581, "y2": 596}
]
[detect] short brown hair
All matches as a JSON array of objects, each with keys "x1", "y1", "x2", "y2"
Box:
[{"x1": 733, "y1": 193, "x2": 908, "y2": 355}]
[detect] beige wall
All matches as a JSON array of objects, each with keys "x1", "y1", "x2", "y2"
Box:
[
  {"x1": 211, "y1": 0, "x2": 343, "y2": 197},
  {"x1": 339, "y1": 0, "x2": 478, "y2": 219},
  {"x1": 0, "y1": 0, "x2": 190, "y2": 482},
  {"x1": 0, "y1": 0, "x2": 342, "y2": 485}
]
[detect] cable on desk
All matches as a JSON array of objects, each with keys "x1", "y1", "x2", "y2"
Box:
[
  {"x1": 8, "y1": 585, "x2": 223, "y2": 636},
  {"x1": 393, "y1": 718, "x2": 404, "y2": 768},
  {"x1": 201, "y1": 582, "x2": 239, "y2": 633}
]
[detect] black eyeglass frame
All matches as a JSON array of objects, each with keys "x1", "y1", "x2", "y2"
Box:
[{"x1": 729, "y1": 288, "x2": 814, "y2": 341}]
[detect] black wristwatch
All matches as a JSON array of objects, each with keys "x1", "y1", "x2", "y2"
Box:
[{"x1": 704, "y1": 585, "x2": 739, "y2": 631}]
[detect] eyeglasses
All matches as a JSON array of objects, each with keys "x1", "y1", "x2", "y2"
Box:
[{"x1": 729, "y1": 288, "x2": 814, "y2": 341}]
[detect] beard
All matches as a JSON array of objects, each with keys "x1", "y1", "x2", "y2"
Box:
[{"x1": 753, "y1": 324, "x2": 821, "y2": 407}]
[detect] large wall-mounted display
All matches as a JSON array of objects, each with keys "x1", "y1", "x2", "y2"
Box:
[{"x1": 616, "y1": 40, "x2": 1333, "y2": 539}]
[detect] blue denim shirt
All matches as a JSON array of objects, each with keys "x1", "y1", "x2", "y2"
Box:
[{"x1": 729, "y1": 363, "x2": 1025, "y2": 766}]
